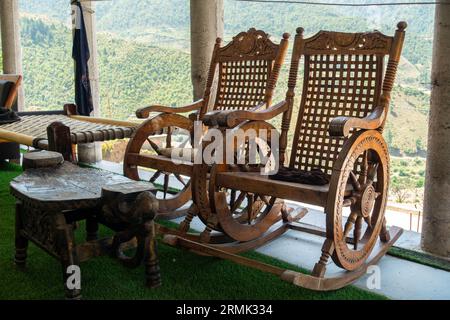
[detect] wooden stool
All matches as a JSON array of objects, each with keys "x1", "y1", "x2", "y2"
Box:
[{"x1": 10, "y1": 151, "x2": 161, "y2": 299}]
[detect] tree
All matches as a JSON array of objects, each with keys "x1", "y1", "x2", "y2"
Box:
[{"x1": 391, "y1": 177, "x2": 415, "y2": 203}]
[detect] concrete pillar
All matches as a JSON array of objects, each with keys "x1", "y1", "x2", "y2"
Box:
[
  {"x1": 80, "y1": 1, "x2": 100, "y2": 118},
  {"x1": 0, "y1": 0, "x2": 24, "y2": 111},
  {"x1": 190, "y1": 0, "x2": 224, "y2": 100},
  {"x1": 421, "y1": 1, "x2": 450, "y2": 258},
  {"x1": 71, "y1": 1, "x2": 102, "y2": 163}
]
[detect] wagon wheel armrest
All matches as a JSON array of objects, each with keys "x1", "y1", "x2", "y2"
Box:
[
  {"x1": 328, "y1": 106, "x2": 386, "y2": 137},
  {"x1": 203, "y1": 101, "x2": 288, "y2": 128},
  {"x1": 136, "y1": 99, "x2": 204, "y2": 119}
]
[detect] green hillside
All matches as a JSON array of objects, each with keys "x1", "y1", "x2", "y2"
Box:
[
  {"x1": 19, "y1": 17, "x2": 192, "y2": 121},
  {"x1": 20, "y1": 0, "x2": 435, "y2": 83},
  {"x1": 18, "y1": 0, "x2": 433, "y2": 156}
]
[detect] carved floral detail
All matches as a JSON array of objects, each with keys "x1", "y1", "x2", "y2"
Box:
[
  {"x1": 305, "y1": 31, "x2": 391, "y2": 52},
  {"x1": 219, "y1": 28, "x2": 278, "y2": 59},
  {"x1": 21, "y1": 206, "x2": 58, "y2": 255}
]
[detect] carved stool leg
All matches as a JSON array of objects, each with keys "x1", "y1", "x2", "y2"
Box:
[
  {"x1": 54, "y1": 213, "x2": 81, "y2": 300},
  {"x1": 14, "y1": 202, "x2": 28, "y2": 267},
  {"x1": 144, "y1": 221, "x2": 161, "y2": 288},
  {"x1": 86, "y1": 216, "x2": 99, "y2": 241}
]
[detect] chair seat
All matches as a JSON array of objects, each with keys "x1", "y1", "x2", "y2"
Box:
[{"x1": 215, "y1": 171, "x2": 353, "y2": 207}]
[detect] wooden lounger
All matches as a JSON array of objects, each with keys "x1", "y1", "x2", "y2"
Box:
[{"x1": 0, "y1": 104, "x2": 139, "y2": 161}]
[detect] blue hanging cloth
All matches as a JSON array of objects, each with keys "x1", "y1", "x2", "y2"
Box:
[{"x1": 72, "y1": 1, "x2": 93, "y2": 116}]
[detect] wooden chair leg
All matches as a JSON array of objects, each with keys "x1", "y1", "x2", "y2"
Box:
[
  {"x1": 14, "y1": 202, "x2": 28, "y2": 267},
  {"x1": 178, "y1": 204, "x2": 197, "y2": 234},
  {"x1": 312, "y1": 239, "x2": 334, "y2": 278},
  {"x1": 379, "y1": 217, "x2": 390, "y2": 242},
  {"x1": 54, "y1": 213, "x2": 81, "y2": 300},
  {"x1": 144, "y1": 221, "x2": 161, "y2": 288},
  {"x1": 200, "y1": 223, "x2": 213, "y2": 243}
]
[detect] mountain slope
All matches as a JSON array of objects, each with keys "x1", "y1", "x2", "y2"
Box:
[
  {"x1": 20, "y1": 17, "x2": 191, "y2": 120},
  {"x1": 20, "y1": 0, "x2": 434, "y2": 83},
  {"x1": 16, "y1": 12, "x2": 429, "y2": 155}
]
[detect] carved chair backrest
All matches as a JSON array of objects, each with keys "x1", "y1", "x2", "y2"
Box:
[
  {"x1": 200, "y1": 28, "x2": 289, "y2": 116},
  {"x1": 279, "y1": 23, "x2": 406, "y2": 175}
]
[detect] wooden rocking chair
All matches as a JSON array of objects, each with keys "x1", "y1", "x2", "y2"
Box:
[
  {"x1": 0, "y1": 74, "x2": 22, "y2": 161},
  {"x1": 166, "y1": 22, "x2": 407, "y2": 291},
  {"x1": 0, "y1": 74, "x2": 22, "y2": 110},
  {"x1": 123, "y1": 28, "x2": 289, "y2": 219}
]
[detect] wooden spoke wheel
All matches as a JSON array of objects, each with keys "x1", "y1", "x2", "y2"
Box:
[
  {"x1": 194, "y1": 121, "x2": 283, "y2": 242},
  {"x1": 124, "y1": 113, "x2": 194, "y2": 216},
  {"x1": 326, "y1": 130, "x2": 389, "y2": 271}
]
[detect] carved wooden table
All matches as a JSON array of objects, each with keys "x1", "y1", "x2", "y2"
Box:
[{"x1": 10, "y1": 151, "x2": 161, "y2": 299}]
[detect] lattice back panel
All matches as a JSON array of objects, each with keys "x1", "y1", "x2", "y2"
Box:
[
  {"x1": 213, "y1": 59, "x2": 273, "y2": 111},
  {"x1": 290, "y1": 53, "x2": 383, "y2": 175}
]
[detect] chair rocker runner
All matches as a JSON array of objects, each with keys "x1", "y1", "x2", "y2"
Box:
[
  {"x1": 165, "y1": 22, "x2": 407, "y2": 291},
  {"x1": 123, "y1": 28, "x2": 290, "y2": 219}
]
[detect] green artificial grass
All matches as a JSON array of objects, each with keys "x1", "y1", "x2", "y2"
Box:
[
  {"x1": 388, "y1": 247, "x2": 450, "y2": 272},
  {"x1": 0, "y1": 161, "x2": 386, "y2": 300}
]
